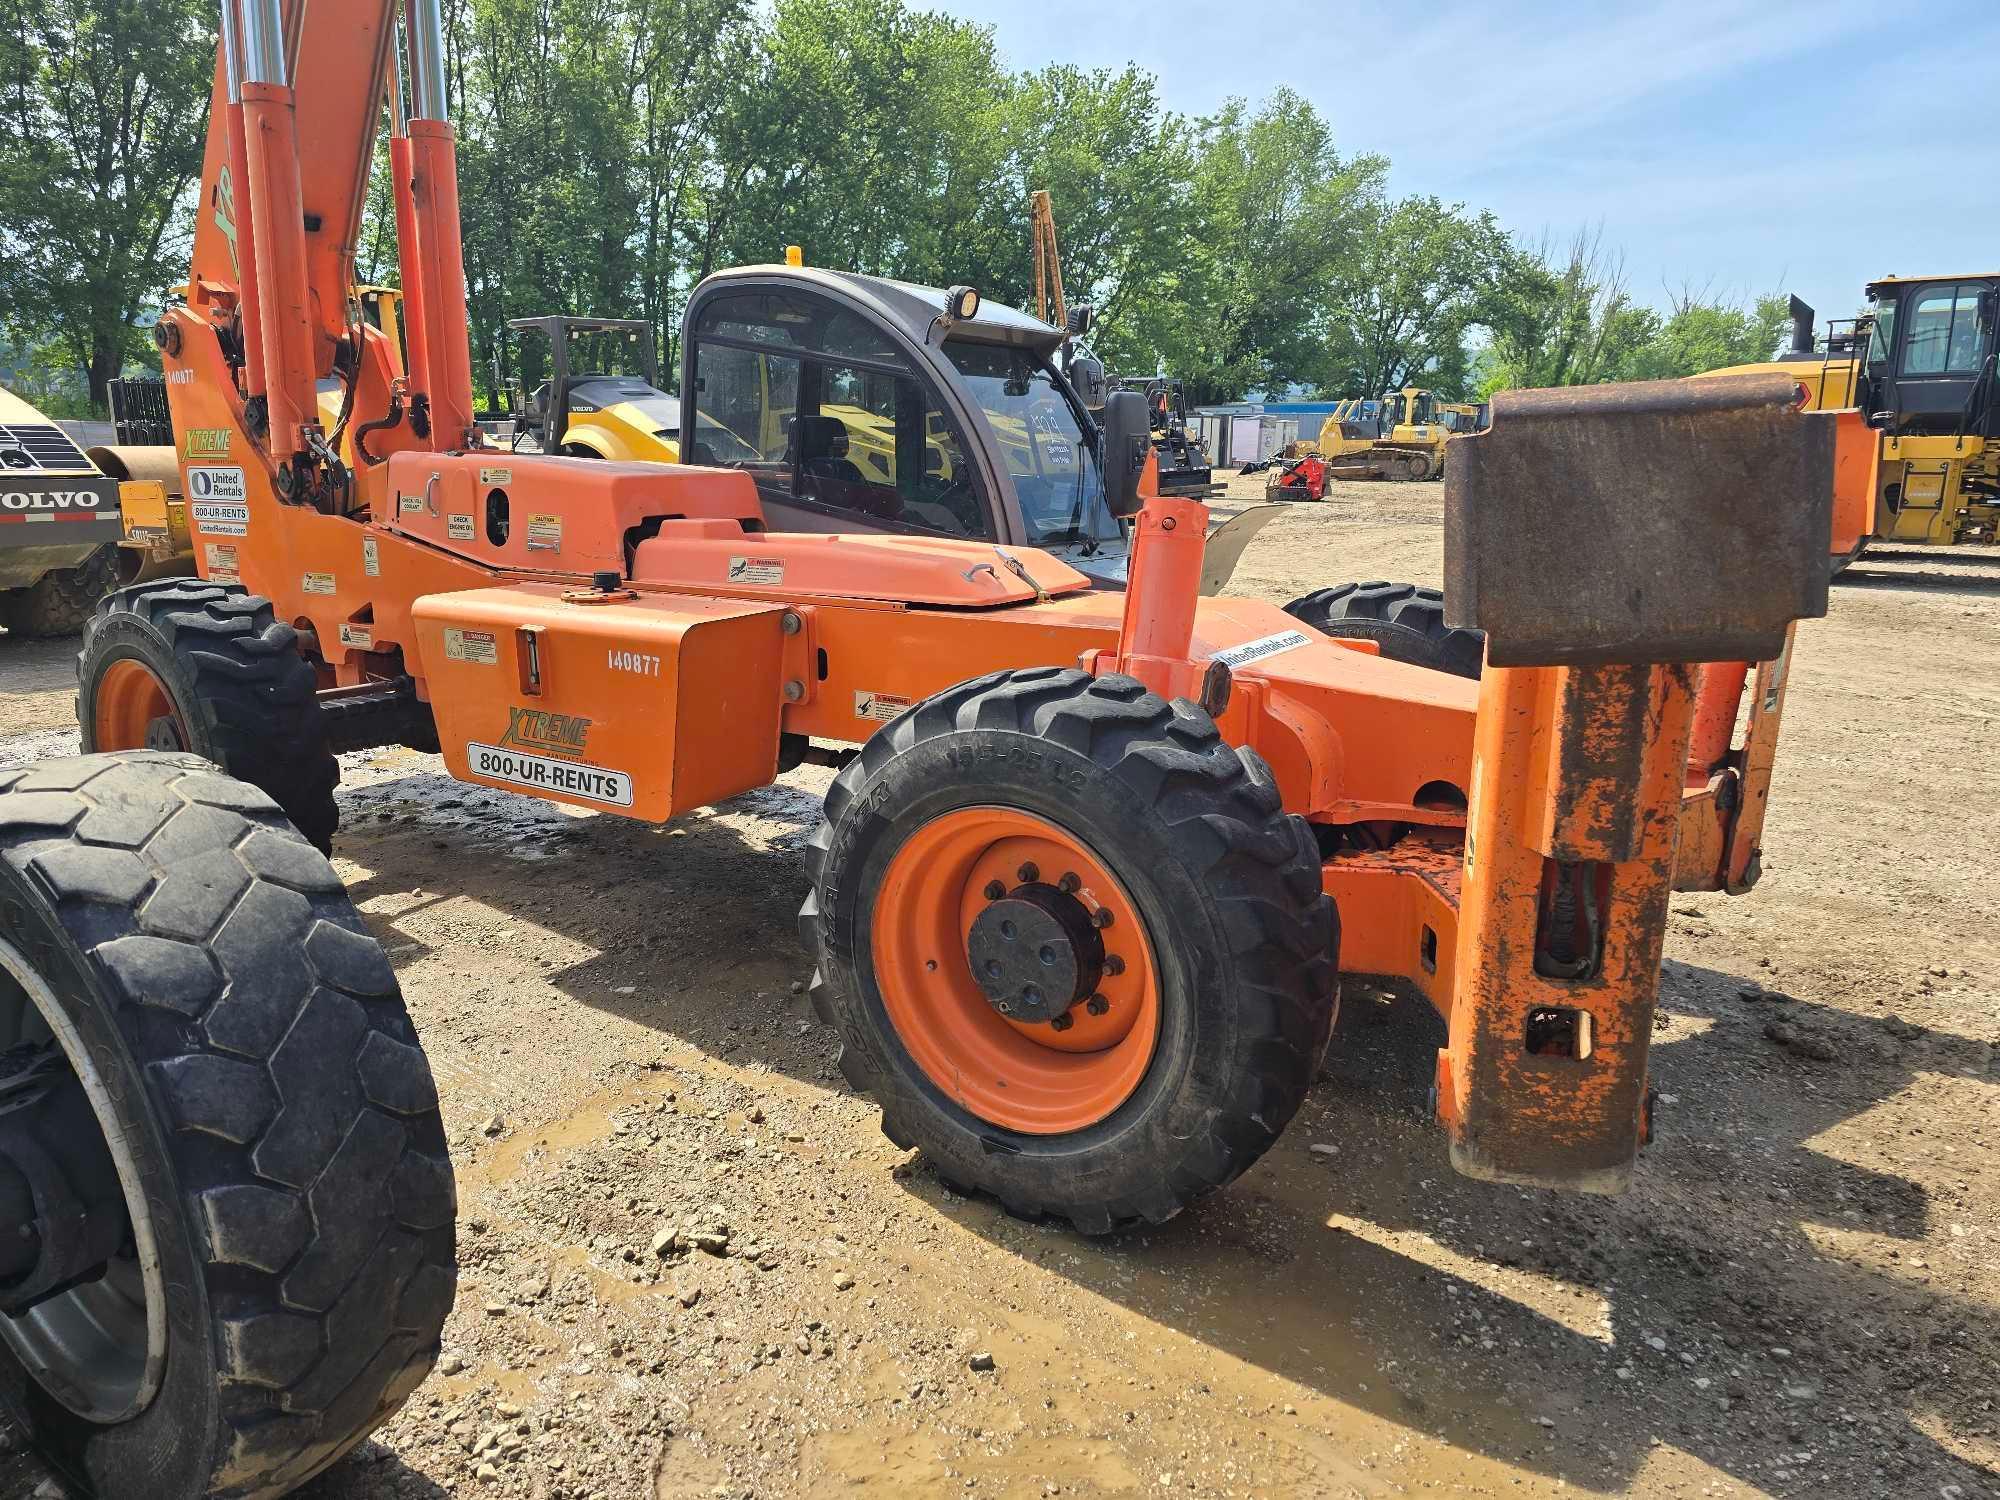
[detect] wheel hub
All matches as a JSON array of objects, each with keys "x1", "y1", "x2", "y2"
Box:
[
  {"x1": 143, "y1": 714, "x2": 184, "y2": 751},
  {"x1": 0, "y1": 1046, "x2": 127, "y2": 1317},
  {"x1": 966, "y1": 882, "x2": 1104, "y2": 1023}
]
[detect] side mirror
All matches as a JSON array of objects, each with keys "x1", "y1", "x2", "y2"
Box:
[
  {"x1": 1098, "y1": 389, "x2": 1150, "y2": 519},
  {"x1": 1068, "y1": 355, "x2": 1107, "y2": 412}
]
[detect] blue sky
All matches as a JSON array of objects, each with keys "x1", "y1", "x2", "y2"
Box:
[{"x1": 948, "y1": 0, "x2": 1997, "y2": 334}]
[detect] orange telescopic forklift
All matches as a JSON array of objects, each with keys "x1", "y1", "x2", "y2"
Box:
[{"x1": 0, "y1": 2, "x2": 1832, "y2": 1494}]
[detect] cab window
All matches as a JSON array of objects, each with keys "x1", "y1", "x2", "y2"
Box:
[
  {"x1": 1903, "y1": 283, "x2": 1990, "y2": 376},
  {"x1": 689, "y1": 293, "x2": 989, "y2": 538}
]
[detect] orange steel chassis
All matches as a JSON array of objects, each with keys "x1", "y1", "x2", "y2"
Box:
[{"x1": 153, "y1": 0, "x2": 1820, "y2": 1191}]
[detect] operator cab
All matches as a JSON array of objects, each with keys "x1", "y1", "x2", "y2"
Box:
[
  {"x1": 681, "y1": 266, "x2": 1124, "y2": 580},
  {"x1": 1858, "y1": 275, "x2": 2000, "y2": 435}
]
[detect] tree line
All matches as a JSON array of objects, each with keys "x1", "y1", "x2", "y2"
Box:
[{"x1": 1, "y1": 0, "x2": 1791, "y2": 413}]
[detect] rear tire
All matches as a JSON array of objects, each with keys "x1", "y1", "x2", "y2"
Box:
[
  {"x1": 1284, "y1": 580, "x2": 1485, "y2": 680},
  {"x1": 0, "y1": 752, "x2": 454, "y2": 1499},
  {"x1": 78, "y1": 579, "x2": 340, "y2": 853},
  {"x1": 799, "y1": 668, "x2": 1339, "y2": 1233},
  {"x1": 4, "y1": 545, "x2": 118, "y2": 639}
]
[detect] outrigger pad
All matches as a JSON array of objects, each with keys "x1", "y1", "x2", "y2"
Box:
[{"x1": 1444, "y1": 373, "x2": 1832, "y2": 666}]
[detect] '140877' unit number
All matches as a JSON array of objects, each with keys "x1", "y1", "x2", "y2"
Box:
[{"x1": 609, "y1": 648, "x2": 661, "y2": 677}]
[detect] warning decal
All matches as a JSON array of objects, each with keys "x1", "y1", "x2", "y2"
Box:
[
  {"x1": 854, "y1": 690, "x2": 913, "y2": 722},
  {"x1": 338, "y1": 622, "x2": 374, "y2": 651},
  {"x1": 362, "y1": 536, "x2": 380, "y2": 576},
  {"x1": 302, "y1": 571, "x2": 336, "y2": 595},
  {"x1": 447, "y1": 513, "x2": 475, "y2": 541},
  {"x1": 727, "y1": 555, "x2": 784, "y2": 586},
  {"x1": 204, "y1": 542, "x2": 239, "y2": 582},
  {"x1": 526, "y1": 513, "x2": 562, "y2": 549}
]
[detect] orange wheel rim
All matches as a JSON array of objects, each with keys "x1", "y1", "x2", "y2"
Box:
[
  {"x1": 94, "y1": 660, "x2": 185, "y2": 752},
  {"x1": 871, "y1": 807, "x2": 1160, "y2": 1135}
]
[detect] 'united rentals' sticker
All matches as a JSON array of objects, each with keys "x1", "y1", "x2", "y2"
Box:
[
  {"x1": 302, "y1": 571, "x2": 336, "y2": 595},
  {"x1": 338, "y1": 622, "x2": 373, "y2": 650},
  {"x1": 447, "y1": 513, "x2": 475, "y2": 541},
  {"x1": 526, "y1": 513, "x2": 562, "y2": 549},
  {"x1": 479, "y1": 466, "x2": 513, "y2": 486},
  {"x1": 727, "y1": 555, "x2": 784, "y2": 585},
  {"x1": 187, "y1": 465, "x2": 246, "y2": 502},
  {"x1": 444, "y1": 627, "x2": 498, "y2": 665},
  {"x1": 1211, "y1": 629, "x2": 1312, "y2": 669},
  {"x1": 204, "y1": 542, "x2": 240, "y2": 583},
  {"x1": 854, "y1": 690, "x2": 913, "y2": 722},
  {"x1": 362, "y1": 536, "x2": 380, "y2": 576}
]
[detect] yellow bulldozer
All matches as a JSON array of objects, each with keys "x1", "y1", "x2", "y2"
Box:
[{"x1": 1319, "y1": 387, "x2": 1462, "y2": 481}]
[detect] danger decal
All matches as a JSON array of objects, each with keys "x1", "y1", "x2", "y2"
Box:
[{"x1": 444, "y1": 627, "x2": 498, "y2": 665}]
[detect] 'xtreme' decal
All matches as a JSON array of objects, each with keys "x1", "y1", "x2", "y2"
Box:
[
  {"x1": 497, "y1": 705, "x2": 592, "y2": 754},
  {"x1": 185, "y1": 428, "x2": 232, "y2": 459}
]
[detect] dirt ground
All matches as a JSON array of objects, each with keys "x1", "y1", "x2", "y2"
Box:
[{"x1": 1, "y1": 480, "x2": 1996, "y2": 1500}]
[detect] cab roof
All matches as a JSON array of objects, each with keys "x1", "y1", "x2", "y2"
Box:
[
  {"x1": 1866, "y1": 273, "x2": 2000, "y2": 293},
  {"x1": 701, "y1": 265, "x2": 1067, "y2": 356}
]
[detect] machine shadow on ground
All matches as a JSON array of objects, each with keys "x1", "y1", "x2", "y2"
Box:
[
  {"x1": 328, "y1": 761, "x2": 1996, "y2": 1498},
  {"x1": 931, "y1": 972, "x2": 1999, "y2": 1495}
]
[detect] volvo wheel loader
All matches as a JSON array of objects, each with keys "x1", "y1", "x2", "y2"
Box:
[
  {"x1": 1699, "y1": 281, "x2": 1999, "y2": 567},
  {"x1": 0, "y1": 388, "x2": 126, "y2": 636},
  {"x1": 2, "y1": 2, "x2": 1831, "y2": 1495}
]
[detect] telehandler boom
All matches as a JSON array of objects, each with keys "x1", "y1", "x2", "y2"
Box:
[{"x1": 2, "y1": 2, "x2": 1829, "y2": 1494}]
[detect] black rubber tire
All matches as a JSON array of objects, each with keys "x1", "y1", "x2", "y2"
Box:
[
  {"x1": 5, "y1": 545, "x2": 118, "y2": 639},
  {"x1": 1284, "y1": 580, "x2": 1485, "y2": 680},
  {"x1": 78, "y1": 579, "x2": 340, "y2": 853},
  {"x1": 0, "y1": 751, "x2": 454, "y2": 1499},
  {"x1": 798, "y1": 667, "x2": 1339, "y2": 1234}
]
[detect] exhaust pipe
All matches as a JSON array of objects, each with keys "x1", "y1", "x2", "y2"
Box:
[{"x1": 1788, "y1": 295, "x2": 1815, "y2": 356}]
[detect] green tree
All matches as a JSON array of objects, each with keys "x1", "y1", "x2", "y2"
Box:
[
  {"x1": 998, "y1": 65, "x2": 1195, "y2": 376},
  {"x1": 0, "y1": 0, "x2": 212, "y2": 407},
  {"x1": 1621, "y1": 289, "x2": 1791, "y2": 379},
  {"x1": 1478, "y1": 229, "x2": 1658, "y2": 394},
  {"x1": 1167, "y1": 90, "x2": 1384, "y2": 403},
  {"x1": 1323, "y1": 195, "x2": 1507, "y2": 400}
]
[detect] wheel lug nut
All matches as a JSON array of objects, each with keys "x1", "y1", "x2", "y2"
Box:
[
  {"x1": 984, "y1": 880, "x2": 1006, "y2": 901},
  {"x1": 1091, "y1": 908, "x2": 1114, "y2": 930},
  {"x1": 1058, "y1": 871, "x2": 1080, "y2": 894},
  {"x1": 1018, "y1": 862, "x2": 1039, "y2": 883},
  {"x1": 1103, "y1": 954, "x2": 1125, "y2": 976},
  {"x1": 1086, "y1": 994, "x2": 1109, "y2": 1016},
  {"x1": 1050, "y1": 1012, "x2": 1075, "y2": 1032}
]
